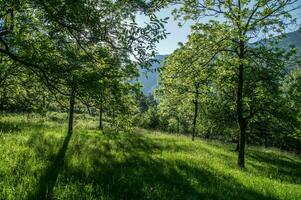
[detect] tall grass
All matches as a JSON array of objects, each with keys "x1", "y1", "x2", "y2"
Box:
[{"x1": 0, "y1": 114, "x2": 300, "y2": 200}]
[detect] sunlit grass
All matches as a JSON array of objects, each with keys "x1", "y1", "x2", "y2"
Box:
[{"x1": 0, "y1": 114, "x2": 300, "y2": 200}]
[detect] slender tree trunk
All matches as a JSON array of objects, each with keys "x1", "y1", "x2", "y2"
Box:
[
  {"x1": 234, "y1": 0, "x2": 248, "y2": 168},
  {"x1": 42, "y1": 96, "x2": 46, "y2": 109},
  {"x1": 192, "y1": 84, "x2": 200, "y2": 141},
  {"x1": 99, "y1": 99, "x2": 103, "y2": 130},
  {"x1": 87, "y1": 106, "x2": 92, "y2": 116},
  {"x1": 192, "y1": 94, "x2": 199, "y2": 141},
  {"x1": 238, "y1": 122, "x2": 246, "y2": 167},
  {"x1": 237, "y1": 63, "x2": 246, "y2": 168},
  {"x1": 67, "y1": 87, "x2": 75, "y2": 135}
]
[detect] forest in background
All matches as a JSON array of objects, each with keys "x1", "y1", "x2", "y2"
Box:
[{"x1": 139, "y1": 28, "x2": 301, "y2": 154}]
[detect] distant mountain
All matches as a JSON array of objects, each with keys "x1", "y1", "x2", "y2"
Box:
[
  {"x1": 277, "y1": 29, "x2": 301, "y2": 50},
  {"x1": 139, "y1": 55, "x2": 167, "y2": 94},
  {"x1": 139, "y1": 30, "x2": 301, "y2": 94}
]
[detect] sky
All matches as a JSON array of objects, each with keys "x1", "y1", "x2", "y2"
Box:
[
  {"x1": 137, "y1": 6, "x2": 195, "y2": 55},
  {"x1": 137, "y1": 3, "x2": 301, "y2": 56}
]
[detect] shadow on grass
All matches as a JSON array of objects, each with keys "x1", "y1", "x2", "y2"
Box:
[
  {"x1": 28, "y1": 131, "x2": 73, "y2": 200},
  {"x1": 0, "y1": 120, "x2": 41, "y2": 133},
  {"x1": 247, "y1": 149, "x2": 301, "y2": 184},
  {"x1": 0, "y1": 121, "x2": 22, "y2": 133},
  {"x1": 17, "y1": 128, "x2": 298, "y2": 199},
  {"x1": 52, "y1": 132, "x2": 277, "y2": 200}
]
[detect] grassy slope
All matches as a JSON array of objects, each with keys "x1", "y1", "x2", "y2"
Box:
[{"x1": 0, "y1": 114, "x2": 300, "y2": 200}]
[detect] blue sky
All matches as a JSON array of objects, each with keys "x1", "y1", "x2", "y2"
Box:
[
  {"x1": 150, "y1": 8, "x2": 194, "y2": 55},
  {"x1": 137, "y1": 4, "x2": 301, "y2": 55},
  {"x1": 137, "y1": 6, "x2": 195, "y2": 55}
]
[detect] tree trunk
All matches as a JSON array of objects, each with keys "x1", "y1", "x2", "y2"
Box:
[
  {"x1": 67, "y1": 87, "x2": 75, "y2": 135},
  {"x1": 237, "y1": 63, "x2": 246, "y2": 168},
  {"x1": 42, "y1": 96, "x2": 46, "y2": 109},
  {"x1": 99, "y1": 99, "x2": 103, "y2": 130},
  {"x1": 192, "y1": 99, "x2": 198, "y2": 141},
  {"x1": 238, "y1": 122, "x2": 246, "y2": 167},
  {"x1": 192, "y1": 85, "x2": 199, "y2": 141}
]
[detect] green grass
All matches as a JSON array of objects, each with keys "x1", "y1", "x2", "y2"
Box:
[{"x1": 0, "y1": 114, "x2": 300, "y2": 200}]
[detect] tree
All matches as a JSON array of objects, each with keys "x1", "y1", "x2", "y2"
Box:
[
  {"x1": 1, "y1": 0, "x2": 168, "y2": 135},
  {"x1": 157, "y1": 33, "x2": 214, "y2": 140},
  {"x1": 0, "y1": 59, "x2": 49, "y2": 114},
  {"x1": 280, "y1": 66, "x2": 301, "y2": 153},
  {"x1": 160, "y1": 0, "x2": 300, "y2": 167}
]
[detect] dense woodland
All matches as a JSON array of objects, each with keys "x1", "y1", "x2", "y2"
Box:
[{"x1": 0, "y1": 0, "x2": 301, "y2": 199}]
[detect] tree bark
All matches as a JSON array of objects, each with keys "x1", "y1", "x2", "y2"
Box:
[
  {"x1": 192, "y1": 91, "x2": 199, "y2": 141},
  {"x1": 192, "y1": 83, "x2": 200, "y2": 141},
  {"x1": 42, "y1": 96, "x2": 46, "y2": 109},
  {"x1": 238, "y1": 121, "x2": 246, "y2": 167},
  {"x1": 67, "y1": 87, "x2": 75, "y2": 135},
  {"x1": 237, "y1": 63, "x2": 246, "y2": 168}
]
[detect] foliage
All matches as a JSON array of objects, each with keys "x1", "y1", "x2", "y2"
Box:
[
  {"x1": 155, "y1": 0, "x2": 300, "y2": 167},
  {"x1": 0, "y1": 0, "x2": 169, "y2": 132}
]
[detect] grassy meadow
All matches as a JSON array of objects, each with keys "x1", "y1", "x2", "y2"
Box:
[{"x1": 0, "y1": 114, "x2": 300, "y2": 200}]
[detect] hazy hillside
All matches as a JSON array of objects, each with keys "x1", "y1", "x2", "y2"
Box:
[
  {"x1": 277, "y1": 29, "x2": 301, "y2": 50},
  {"x1": 139, "y1": 55, "x2": 167, "y2": 94},
  {"x1": 139, "y1": 30, "x2": 301, "y2": 94}
]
